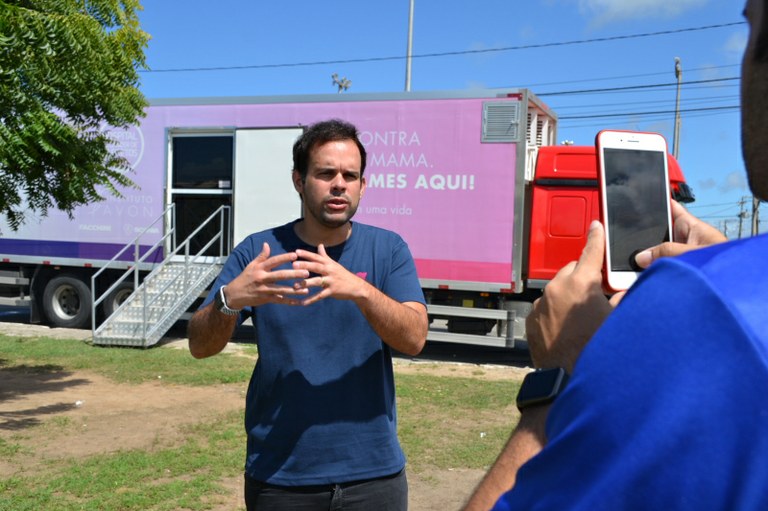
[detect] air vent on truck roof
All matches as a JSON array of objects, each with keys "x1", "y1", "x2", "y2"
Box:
[{"x1": 482, "y1": 101, "x2": 521, "y2": 143}]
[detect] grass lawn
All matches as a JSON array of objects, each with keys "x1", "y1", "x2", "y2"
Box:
[{"x1": 0, "y1": 334, "x2": 521, "y2": 510}]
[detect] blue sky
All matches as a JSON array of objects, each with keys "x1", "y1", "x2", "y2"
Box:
[{"x1": 137, "y1": 0, "x2": 761, "y2": 237}]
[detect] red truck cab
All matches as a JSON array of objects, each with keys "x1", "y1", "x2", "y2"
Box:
[{"x1": 527, "y1": 145, "x2": 694, "y2": 283}]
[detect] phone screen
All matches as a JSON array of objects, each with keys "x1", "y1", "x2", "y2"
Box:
[{"x1": 603, "y1": 148, "x2": 671, "y2": 271}]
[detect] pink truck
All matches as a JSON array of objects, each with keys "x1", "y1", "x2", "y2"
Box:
[{"x1": 0, "y1": 89, "x2": 693, "y2": 348}]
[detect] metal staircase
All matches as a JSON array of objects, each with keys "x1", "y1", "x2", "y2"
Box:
[{"x1": 91, "y1": 205, "x2": 230, "y2": 348}]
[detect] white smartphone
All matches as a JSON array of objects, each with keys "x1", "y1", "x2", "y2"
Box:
[{"x1": 596, "y1": 130, "x2": 673, "y2": 292}]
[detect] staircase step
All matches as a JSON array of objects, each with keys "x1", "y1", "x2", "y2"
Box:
[{"x1": 94, "y1": 262, "x2": 221, "y2": 348}]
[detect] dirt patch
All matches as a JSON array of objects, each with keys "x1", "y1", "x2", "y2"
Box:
[
  {"x1": 0, "y1": 330, "x2": 526, "y2": 510},
  {"x1": 0, "y1": 370, "x2": 245, "y2": 476},
  {"x1": 394, "y1": 358, "x2": 529, "y2": 381}
]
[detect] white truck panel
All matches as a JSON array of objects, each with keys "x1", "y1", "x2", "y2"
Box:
[{"x1": 233, "y1": 128, "x2": 304, "y2": 247}]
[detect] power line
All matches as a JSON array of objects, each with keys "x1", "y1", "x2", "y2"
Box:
[
  {"x1": 539, "y1": 78, "x2": 740, "y2": 124},
  {"x1": 553, "y1": 93, "x2": 740, "y2": 112},
  {"x1": 557, "y1": 93, "x2": 739, "y2": 113},
  {"x1": 559, "y1": 104, "x2": 738, "y2": 120},
  {"x1": 701, "y1": 214, "x2": 746, "y2": 219},
  {"x1": 139, "y1": 21, "x2": 745, "y2": 74},
  {"x1": 551, "y1": 78, "x2": 740, "y2": 126},
  {"x1": 699, "y1": 205, "x2": 744, "y2": 218},
  {"x1": 511, "y1": 64, "x2": 740, "y2": 89},
  {"x1": 538, "y1": 77, "x2": 738, "y2": 97},
  {"x1": 688, "y1": 201, "x2": 744, "y2": 209},
  {"x1": 138, "y1": 21, "x2": 746, "y2": 131},
  {"x1": 549, "y1": 82, "x2": 740, "y2": 101},
  {"x1": 557, "y1": 105, "x2": 739, "y2": 129}
]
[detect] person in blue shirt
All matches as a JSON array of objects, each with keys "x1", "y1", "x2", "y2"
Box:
[
  {"x1": 464, "y1": 1, "x2": 768, "y2": 509},
  {"x1": 188, "y1": 119, "x2": 428, "y2": 511}
]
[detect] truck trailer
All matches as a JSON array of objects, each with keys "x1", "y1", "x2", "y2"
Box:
[{"x1": 0, "y1": 89, "x2": 693, "y2": 348}]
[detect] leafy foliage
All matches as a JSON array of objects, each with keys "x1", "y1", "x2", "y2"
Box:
[{"x1": 0, "y1": 0, "x2": 149, "y2": 229}]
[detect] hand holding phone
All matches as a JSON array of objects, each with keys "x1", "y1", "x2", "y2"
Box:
[
  {"x1": 525, "y1": 221, "x2": 614, "y2": 373},
  {"x1": 596, "y1": 130, "x2": 673, "y2": 292},
  {"x1": 633, "y1": 200, "x2": 727, "y2": 268}
]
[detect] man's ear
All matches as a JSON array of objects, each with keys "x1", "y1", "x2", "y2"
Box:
[
  {"x1": 292, "y1": 170, "x2": 303, "y2": 195},
  {"x1": 360, "y1": 176, "x2": 366, "y2": 198}
]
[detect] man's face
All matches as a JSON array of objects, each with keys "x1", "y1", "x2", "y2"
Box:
[
  {"x1": 293, "y1": 139, "x2": 366, "y2": 229},
  {"x1": 741, "y1": 0, "x2": 768, "y2": 200}
]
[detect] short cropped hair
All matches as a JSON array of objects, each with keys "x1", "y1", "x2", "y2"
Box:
[
  {"x1": 748, "y1": 0, "x2": 768, "y2": 61},
  {"x1": 292, "y1": 119, "x2": 367, "y2": 181}
]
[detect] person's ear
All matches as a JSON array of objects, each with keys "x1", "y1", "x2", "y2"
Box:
[
  {"x1": 292, "y1": 170, "x2": 305, "y2": 202},
  {"x1": 292, "y1": 170, "x2": 303, "y2": 193}
]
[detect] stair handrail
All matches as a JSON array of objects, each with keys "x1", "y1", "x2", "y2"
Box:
[
  {"x1": 138, "y1": 205, "x2": 230, "y2": 341},
  {"x1": 91, "y1": 204, "x2": 176, "y2": 336}
]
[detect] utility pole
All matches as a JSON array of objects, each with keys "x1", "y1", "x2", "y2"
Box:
[
  {"x1": 738, "y1": 196, "x2": 748, "y2": 239},
  {"x1": 753, "y1": 196, "x2": 761, "y2": 236},
  {"x1": 673, "y1": 57, "x2": 682, "y2": 159},
  {"x1": 721, "y1": 220, "x2": 730, "y2": 239},
  {"x1": 405, "y1": 0, "x2": 414, "y2": 91}
]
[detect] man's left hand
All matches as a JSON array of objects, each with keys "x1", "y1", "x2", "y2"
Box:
[{"x1": 293, "y1": 244, "x2": 367, "y2": 305}]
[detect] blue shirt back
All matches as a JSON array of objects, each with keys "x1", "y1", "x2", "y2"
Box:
[{"x1": 494, "y1": 233, "x2": 768, "y2": 510}]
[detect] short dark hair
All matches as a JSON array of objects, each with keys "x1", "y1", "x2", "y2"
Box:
[
  {"x1": 746, "y1": 0, "x2": 768, "y2": 61},
  {"x1": 292, "y1": 119, "x2": 367, "y2": 180},
  {"x1": 757, "y1": 11, "x2": 768, "y2": 61}
]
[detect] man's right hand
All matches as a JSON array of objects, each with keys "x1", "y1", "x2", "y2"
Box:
[
  {"x1": 525, "y1": 221, "x2": 614, "y2": 373},
  {"x1": 225, "y1": 242, "x2": 310, "y2": 309},
  {"x1": 634, "y1": 200, "x2": 727, "y2": 268}
]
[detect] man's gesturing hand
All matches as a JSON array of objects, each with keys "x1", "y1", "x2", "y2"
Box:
[
  {"x1": 525, "y1": 221, "x2": 614, "y2": 373},
  {"x1": 225, "y1": 242, "x2": 310, "y2": 309},
  {"x1": 292, "y1": 244, "x2": 368, "y2": 305}
]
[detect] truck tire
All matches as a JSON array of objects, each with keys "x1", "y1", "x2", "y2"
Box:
[
  {"x1": 42, "y1": 275, "x2": 92, "y2": 329},
  {"x1": 102, "y1": 282, "x2": 134, "y2": 319}
]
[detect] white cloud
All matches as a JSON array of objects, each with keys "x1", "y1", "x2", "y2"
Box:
[
  {"x1": 697, "y1": 171, "x2": 748, "y2": 194},
  {"x1": 577, "y1": 0, "x2": 710, "y2": 26},
  {"x1": 719, "y1": 170, "x2": 748, "y2": 193},
  {"x1": 697, "y1": 64, "x2": 725, "y2": 81},
  {"x1": 724, "y1": 31, "x2": 747, "y2": 61}
]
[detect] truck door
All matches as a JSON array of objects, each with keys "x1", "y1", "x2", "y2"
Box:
[
  {"x1": 168, "y1": 127, "x2": 303, "y2": 256},
  {"x1": 169, "y1": 131, "x2": 234, "y2": 256},
  {"x1": 233, "y1": 128, "x2": 304, "y2": 246}
]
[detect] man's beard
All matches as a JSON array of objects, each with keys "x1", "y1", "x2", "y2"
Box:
[{"x1": 305, "y1": 198, "x2": 359, "y2": 229}]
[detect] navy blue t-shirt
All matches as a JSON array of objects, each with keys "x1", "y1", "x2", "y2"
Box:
[
  {"x1": 493, "y1": 233, "x2": 768, "y2": 510},
  {"x1": 201, "y1": 220, "x2": 425, "y2": 485}
]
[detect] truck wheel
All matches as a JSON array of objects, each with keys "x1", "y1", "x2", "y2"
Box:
[
  {"x1": 102, "y1": 282, "x2": 134, "y2": 318},
  {"x1": 42, "y1": 275, "x2": 92, "y2": 329}
]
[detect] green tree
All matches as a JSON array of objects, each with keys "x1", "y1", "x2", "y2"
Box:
[{"x1": 0, "y1": 0, "x2": 148, "y2": 230}]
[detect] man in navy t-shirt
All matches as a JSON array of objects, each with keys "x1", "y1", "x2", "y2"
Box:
[{"x1": 188, "y1": 119, "x2": 428, "y2": 511}]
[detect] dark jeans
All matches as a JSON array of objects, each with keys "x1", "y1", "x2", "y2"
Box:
[{"x1": 244, "y1": 469, "x2": 408, "y2": 511}]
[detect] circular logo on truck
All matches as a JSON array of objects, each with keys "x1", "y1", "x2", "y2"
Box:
[{"x1": 105, "y1": 124, "x2": 145, "y2": 170}]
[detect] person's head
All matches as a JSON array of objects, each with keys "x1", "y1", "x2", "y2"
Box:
[
  {"x1": 741, "y1": 0, "x2": 768, "y2": 201},
  {"x1": 291, "y1": 119, "x2": 367, "y2": 231},
  {"x1": 292, "y1": 119, "x2": 367, "y2": 183}
]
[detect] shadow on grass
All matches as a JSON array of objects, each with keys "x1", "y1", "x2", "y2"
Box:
[{"x1": 0, "y1": 363, "x2": 91, "y2": 431}]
